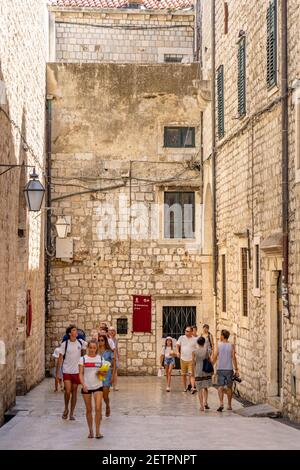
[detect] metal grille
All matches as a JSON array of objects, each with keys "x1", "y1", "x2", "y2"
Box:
[
  {"x1": 222, "y1": 254, "x2": 227, "y2": 312},
  {"x1": 255, "y1": 244, "x2": 260, "y2": 289},
  {"x1": 164, "y1": 54, "x2": 183, "y2": 63},
  {"x1": 267, "y1": 0, "x2": 277, "y2": 87},
  {"x1": 241, "y1": 248, "x2": 248, "y2": 316},
  {"x1": 238, "y1": 36, "x2": 246, "y2": 117},
  {"x1": 162, "y1": 306, "x2": 196, "y2": 340},
  {"x1": 217, "y1": 65, "x2": 225, "y2": 138},
  {"x1": 117, "y1": 318, "x2": 128, "y2": 335}
]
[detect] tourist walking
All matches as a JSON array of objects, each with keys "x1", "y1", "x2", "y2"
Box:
[
  {"x1": 79, "y1": 340, "x2": 105, "y2": 439},
  {"x1": 201, "y1": 324, "x2": 214, "y2": 354},
  {"x1": 108, "y1": 326, "x2": 119, "y2": 391},
  {"x1": 176, "y1": 326, "x2": 198, "y2": 393},
  {"x1": 192, "y1": 336, "x2": 213, "y2": 411},
  {"x1": 50, "y1": 347, "x2": 63, "y2": 392},
  {"x1": 213, "y1": 329, "x2": 239, "y2": 412},
  {"x1": 56, "y1": 325, "x2": 87, "y2": 420},
  {"x1": 98, "y1": 334, "x2": 116, "y2": 417},
  {"x1": 160, "y1": 337, "x2": 176, "y2": 392},
  {"x1": 192, "y1": 325, "x2": 199, "y2": 338}
]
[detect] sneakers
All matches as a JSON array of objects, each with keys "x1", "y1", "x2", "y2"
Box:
[{"x1": 187, "y1": 384, "x2": 192, "y2": 392}]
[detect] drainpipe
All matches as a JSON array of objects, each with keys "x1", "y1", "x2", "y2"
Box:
[
  {"x1": 281, "y1": 0, "x2": 289, "y2": 318},
  {"x1": 45, "y1": 98, "x2": 52, "y2": 318},
  {"x1": 211, "y1": 0, "x2": 217, "y2": 298}
]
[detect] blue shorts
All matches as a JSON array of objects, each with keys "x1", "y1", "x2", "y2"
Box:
[
  {"x1": 217, "y1": 370, "x2": 233, "y2": 387},
  {"x1": 164, "y1": 357, "x2": 175, "y2": 367}
]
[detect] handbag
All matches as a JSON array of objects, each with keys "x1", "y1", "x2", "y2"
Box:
[{"x1": 202, "y1": 357, "x2": 214, "y2": 374}]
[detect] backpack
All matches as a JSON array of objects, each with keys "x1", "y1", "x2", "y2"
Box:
[
  {"x1": 62, "y1": 338, "x2": 85, "y2": 361},
  {"x1": 62, "y1": 328, "x2": 86, "y2": 343}
]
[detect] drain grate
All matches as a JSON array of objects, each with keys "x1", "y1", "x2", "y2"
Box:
[{"x1": 233, "y1": 391, "x2": 254, "y2": 408}]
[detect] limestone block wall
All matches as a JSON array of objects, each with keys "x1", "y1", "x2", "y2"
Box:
[
  {"x1": 46, "y1": 63, "x2": 209, "y2": 374},
  {"x1": 0, "y1": 0, "x2": 47, "y2": 424},
  {"x1": 200, "y1": 0, "x2": 300, "y2": 421},
  {"x1": 49, "y1": 7, "x2": 194, "y2": 63}
]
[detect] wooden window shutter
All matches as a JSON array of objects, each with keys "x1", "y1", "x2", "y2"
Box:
[
  {"x1": 238, "y1": 37, "x2": 246, "y2": 116},
  {"x1": 267, "y1": 0, "x2": 277, "y2": 87},
  {"x1": 217, "y1": 65, "x2": 225, "y2": 138}
]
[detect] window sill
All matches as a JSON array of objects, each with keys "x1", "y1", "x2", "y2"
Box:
[
  {"x1": 240, "y1": 315, "x2": 249, "y2": 330},
  {"x1": 267, "y1": 84, "x2": 279, "y2": 98},
  {"x1": 253, "y1": 288, "x2": 261, "y2": 298}
]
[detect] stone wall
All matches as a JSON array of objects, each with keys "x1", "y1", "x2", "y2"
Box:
[
  {"x1": 201, "y1": 0, "x2": 300, "y2": 422},
  {"x1": 49, "y1": 7, "x2": 194, "y2": 63},
  {"x1": 46, "y1": 62, "x2": 210, "y2": 374},
  {"x1": 0, "y1": 0, "x2": 47, "y2": 424}
]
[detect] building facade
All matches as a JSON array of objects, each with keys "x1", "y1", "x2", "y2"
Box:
[
  {"x1": 201, "y1": 0, "x2": 300, "y2": 422},
  {"x1": 0, "y1": 0, "x2": 48, "y2": 424},
  {"x1": 49, "y1": 0, "x2": 195, "y2": 64},
  {"x1": 46, "y1": 62, "x2": 210, "y2": 374}
]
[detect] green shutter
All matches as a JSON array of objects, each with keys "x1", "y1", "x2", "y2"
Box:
[
  {"x1": 217, "y1": 65, "x2": 225, "y2": 138},
  {"x1": 238, "y1": 37, "x2": 246, "y2": 116},
  {"x1": 267, "y1": 0, "x2": 277, "y2": 87}
]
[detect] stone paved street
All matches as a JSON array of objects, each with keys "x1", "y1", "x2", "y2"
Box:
[{"x1": 0, "y1": 377, "x2": 299, "y2": 450}]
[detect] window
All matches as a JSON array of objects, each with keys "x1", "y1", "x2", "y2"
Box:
[
  {"x1": 164, "y1": 192, "x2": 195, "y2": 239},
  {"x1": 224, "y1": 2, "x2": 229, "y2": 34},
  {"x1": 254, "y1": 244, "x2": 260, "y2": 290},
  {"x1": 164, "y1": 127, "x2": 195, "y2": 148},
  {"x1": 164, "y1": 54, "x2": 183, "y2": 63},
  {"x1": 238, "y1": 36, "x2": 246, "y2": 117},
  {"x1": 241, "y1": 248, "x2": 248, "y2": 316},
  {"x1": 221, "y1": 254, "x2": 227, "y2": 312},
  {"x1": 267, "y1": 0, "x2": 277, "y2": 88},
  {"x1": 217, "y1": 65, "x2": 225, "y2": 138},
  {"x1": 117, "y1": 318, "x2": 128, "y2": 335}
]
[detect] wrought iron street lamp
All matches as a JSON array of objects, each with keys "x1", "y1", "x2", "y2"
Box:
[
  {"x1": 55, "y1": 215, "x2": 69, "y2": 238},
  {"x1": 0, "y1": 164, "x2": 45, "y2": 212},
  {"x1": 23, "y1": 168, "x2": 45, "y2": 212}
]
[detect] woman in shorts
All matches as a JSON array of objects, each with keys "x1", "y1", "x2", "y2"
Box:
[{"x1": 160, "y1": 336, "x2": 176, "y2": 392}]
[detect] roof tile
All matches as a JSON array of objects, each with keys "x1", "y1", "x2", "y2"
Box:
[{"x1": 50, "y1": 0, "x2": 194, "y2": 11}]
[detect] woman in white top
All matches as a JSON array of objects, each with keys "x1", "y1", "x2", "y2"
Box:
[
  {"x1": 79, "y1": 340, "x2": 106, "y2": 439},
  {"x1": 160, "y1": 337, "x2": 176, "y2": 392}
]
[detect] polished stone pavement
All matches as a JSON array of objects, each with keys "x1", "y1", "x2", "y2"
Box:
[{"x1": 0, "y1": 376, "x2": 299, "y2": 450}]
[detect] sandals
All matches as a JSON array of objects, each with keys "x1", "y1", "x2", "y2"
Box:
[
  {"x1": 69, "y1": 415, "x2": 75, "y2": 421},
  {"x1": 217, "y1": 406, "x2": 224, "y2": 412},
  {"x1": 205, "y1": 404, "x2": 210, "y2": 410},
  {"x1": 62, "y1": 410, "x2": 68, "y2": 420},
  {"x1": 96, "y1": 434, "x2": 104, "y2": 439},
  {"x1": 88, "y1": 433, "x2": 94, "y2": 439}
]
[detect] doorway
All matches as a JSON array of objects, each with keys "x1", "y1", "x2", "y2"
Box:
[
  {"x1": 162, "y1": 306, "x2": 196, "y2": 369},
  {"x1": 277, "y1": 271, "x2": 283, "y2": 396}
]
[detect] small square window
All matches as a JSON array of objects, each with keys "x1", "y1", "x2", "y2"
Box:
[
  {"x1": 117, "y1": 318, "x2": 128, "y2": 335},
  {"x1": 164, "y1": 54, "x2": 183, "y2": 63},
  {"x1": 164, "y1": 127, "x2": 195, "y2": 148}
]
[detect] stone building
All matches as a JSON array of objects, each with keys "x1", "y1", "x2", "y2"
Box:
[
  {"x1": 200, "y1": 0, "x2": 300, "y2": 422},
  {"x1": 48, "y1": 0, "x2": 195, "y2": 64},
  {"x1": 0, "y1": 0, "x2": 48, "y2": 424},
  {"x1": 46, "y1": 62, "x2": 210, "y2": 374}
]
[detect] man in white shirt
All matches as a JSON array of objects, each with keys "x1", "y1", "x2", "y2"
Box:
[
  {"x1": 56, "y1": 325, "x2": 87, "y2": 420},
  {"x1": 176, "y1": 326, "x2": 198, "y2": 392}
]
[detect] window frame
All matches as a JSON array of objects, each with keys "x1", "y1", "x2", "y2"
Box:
[
  {"x1": 163, "y1": 191, "x2": 196, "y2": 240},
  {"x1": 237, "y1": 36, "x2": 246, "y2": 117},
  {"x1": 253, "y1": 236, "x2": 261, "y2": 297},
  {"x1": 217, "y1": 65, "x2": 225, "y2": 138},
  {"x1": 266, "y1": 0, "x2": 277, "y2": 89},
  {"x1": 163, "y1": 127, "x2": 195, "y2": 149}
]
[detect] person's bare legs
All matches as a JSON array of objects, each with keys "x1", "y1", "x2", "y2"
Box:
[
  {"x1": 218, "y1": 386, "x2": 224, "y2": 408},
  {"x1": 93, "y1": 392, "x2": 103, "y2": 437},
  {"x1": 70, "y1": 383, "x2": 78, "y2": 419},
  {"x1": 204, "y1": 388, "x2": 209, "y2": 406},
  {"x1": 103, "y1": 387, "x2": 110, "y2": 416},
  {"x1": 181, "y1": 372, "x2": 187, "y2": 390},
  {"x1": 227, "y1": 386, "x2": 233, "y2": 409},
  {"x1": 198, "y1": 389, "x2": 204, "y2": 411},
  {"x1": 83, "y1": 394, "x2": 93, "y2": 437},
  {"x1": 168, "y1": 365, "x2": 173, "y2": 388},
  {"x1": 62, "y1": 380, "x2": 71, "y2": 418}
]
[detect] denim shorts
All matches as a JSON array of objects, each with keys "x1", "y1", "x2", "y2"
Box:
[
  {"x1": 217, "y1": 370, "x2": 233, "y2": 387},
  {"x1": 164, "y1": 357, "x2": 175, "y2": 367}
]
